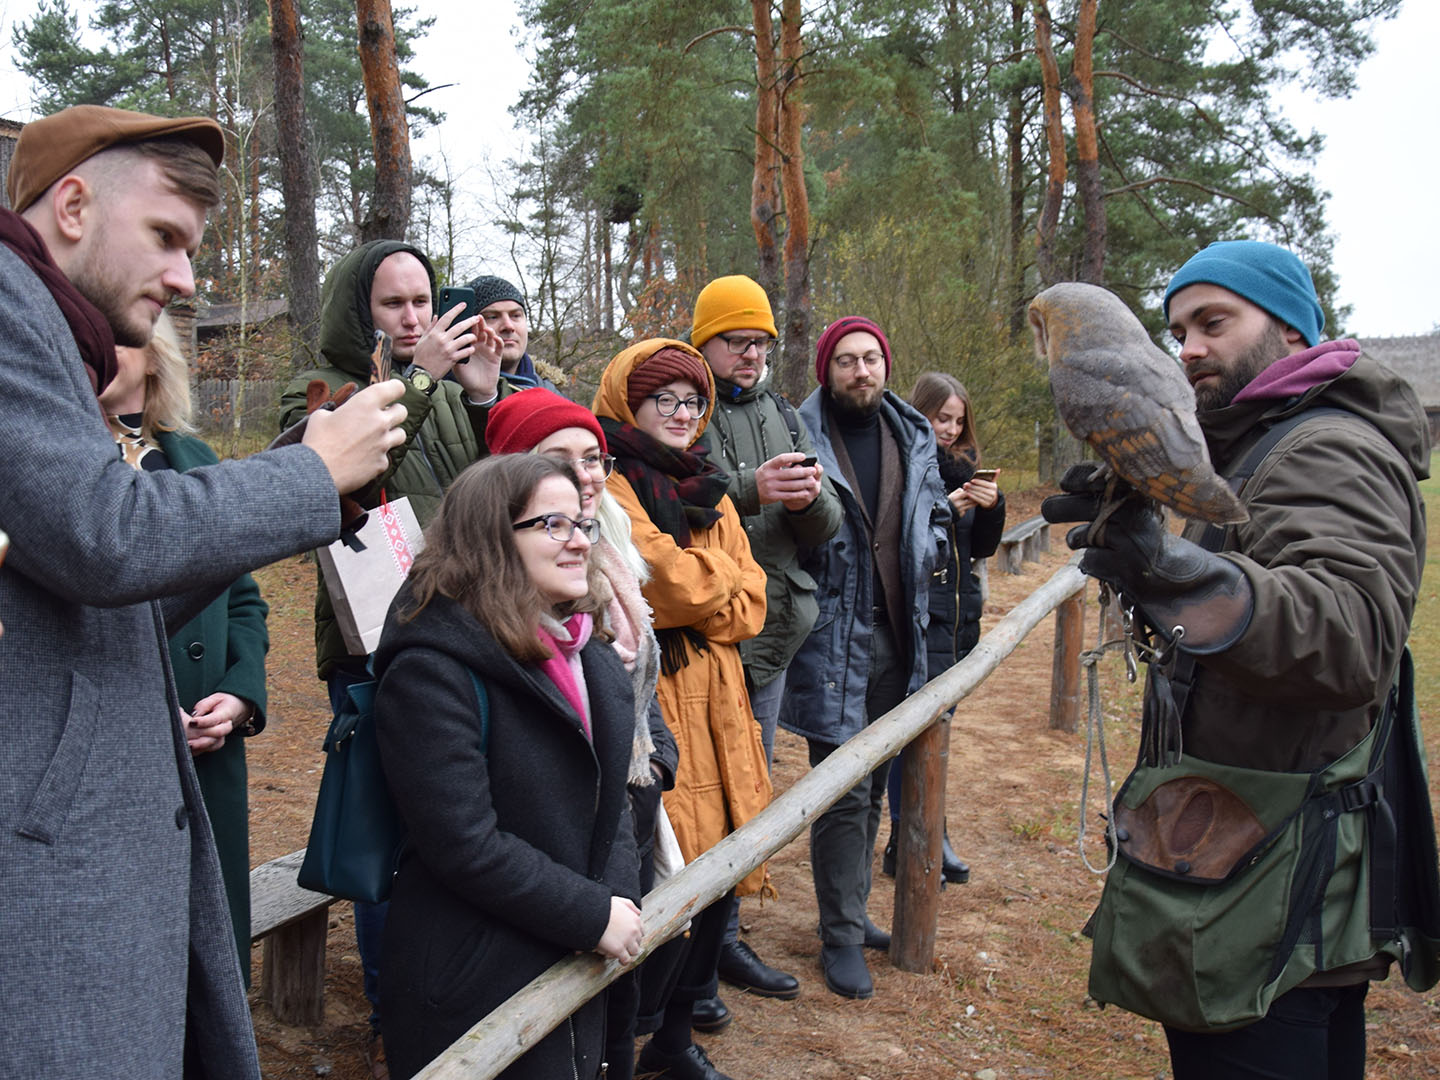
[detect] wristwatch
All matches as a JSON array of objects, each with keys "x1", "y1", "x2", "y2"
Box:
[{"x1": 402, "y1": 364, "x2": 436, "y2": 395}]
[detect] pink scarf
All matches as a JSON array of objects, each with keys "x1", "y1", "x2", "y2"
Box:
[{"x1": 536, "y1": 612, "x2": 594, "y2": 739}]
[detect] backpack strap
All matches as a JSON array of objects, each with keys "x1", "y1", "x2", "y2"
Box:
[{"x1": 769, "y1": 389, "x2": 803, "y2": 448}]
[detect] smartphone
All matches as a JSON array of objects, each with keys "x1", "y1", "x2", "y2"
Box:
[
  {"x1": 438, "y1": 285, "x2": 480, "y2": 325},
  {"x1": 799, "y1": 455, "x2": 818, "y2": 468},
  {"x1": 972, "y1": 468, "x2": 999, "y2": 482},
  {"x1": 368, "y1": 329, "x2": 393, "y2": 384}
]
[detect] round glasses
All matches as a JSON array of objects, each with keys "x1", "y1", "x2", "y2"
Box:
[
  {"x1": 717, "y1": 333, "x2": 778, "y2": 357},
  {"x1": 549, "y1": 452, "x2": 616, "y2": 478},
  {"x1": 512, "y1": 513, "x2": 601, "y2": 543},
  {"x1": 645, "y1": 392, "x2": 709, "y2": 418},
  {"x1": 831, "y1": 352, "x2": 885, "y2": 371}
]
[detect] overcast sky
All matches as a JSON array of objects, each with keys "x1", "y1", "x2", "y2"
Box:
[{"x1": 0, "y1": 1, "x2": 1432, "y2": 337}]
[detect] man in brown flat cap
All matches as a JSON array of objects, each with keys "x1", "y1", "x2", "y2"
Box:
[{"x1": 0, "y1": 105, "x2": 408, "y2": 1078}]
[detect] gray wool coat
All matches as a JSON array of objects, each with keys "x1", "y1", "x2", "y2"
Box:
[{"x1": 0, "y1": 242, "x2": 340, "y2": 1078}]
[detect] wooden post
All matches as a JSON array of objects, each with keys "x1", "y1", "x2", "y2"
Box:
[
  {"x1": 262, "y1": 908, "x2": 328, "y2": 1026},
  {"x1": 890, "y1": 713, "x2": 949, "y2": 972},
  {"x1": 1049, "y1": 588, "x2": 1084, "y2": 732}
]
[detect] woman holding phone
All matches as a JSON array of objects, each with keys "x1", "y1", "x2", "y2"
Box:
[
  {"x1": 884, "y1": 371, "x2": 1006, "y2": 885},
  {"x1": 373, "y1": 454, "x2": 643, "y2": 1080}
]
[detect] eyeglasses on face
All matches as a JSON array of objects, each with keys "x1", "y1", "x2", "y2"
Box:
[
  {"x1": 511, "y1": 513, "x2": 601, "y2": 543},
  {"x1": 645, "y1": 392, "x2": 709, "y2": 418},
  {"x1": 718, "y1": 333, "x2": 778, "y2": 357},
  {"x1": 831, "y1": 352, "x2": 885, "y2": 371},
  {"x1": 547, "y1": 452, "x2": 616, "y2": 478}
]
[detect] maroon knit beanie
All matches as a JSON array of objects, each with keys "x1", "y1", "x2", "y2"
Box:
[
  {"x1": 814, "y1": 316, "x2": 892, "y2": 386},
  {"x1": 486, "y1": 388, "x2": 606, "y2": 454},
  {"x1": 626, "y1": 346, "x2": 712, "y2": 414}
]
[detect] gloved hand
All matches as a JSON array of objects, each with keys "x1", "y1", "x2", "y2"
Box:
[{"x1": 1042, "y1": 464, "x2": 1253, "y2": 654}]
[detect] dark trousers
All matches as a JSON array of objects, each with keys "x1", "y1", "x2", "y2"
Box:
[
  {"x1": 328, "y1": 667, "x2": 387, "y2": 1030},
  {"x1": 1165, "y1": 983, "x2": 1369, "y2": 1080},
  {"x1": 808, "y1": 623, "x2": 908, "y2": 946}
]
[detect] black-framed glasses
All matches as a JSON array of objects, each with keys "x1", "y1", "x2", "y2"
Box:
[
  {"x1": 512, "y1": 513, "x2": 601, "y2": 543},
  {"x1": 831, "y1": 351, "x2": 885, "y2": 371},
  {"x1": 548, "y1": 452, "x2": 616, "y2": 478},
  {"x1": 717, "y1": 332, "x2": 778, "y2": 357},
  {"x1": 645, "y1": 392, "x2": 709, "y2": 418}
]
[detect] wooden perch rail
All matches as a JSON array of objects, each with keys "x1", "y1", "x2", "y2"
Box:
[{"x1": 413, "y1": 558, "x2": 1089, "y2": 1080}]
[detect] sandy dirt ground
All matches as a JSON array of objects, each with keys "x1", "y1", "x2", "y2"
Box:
[{"x1": 244, "y1": 489, "x2": 1440, "y2": 1079}]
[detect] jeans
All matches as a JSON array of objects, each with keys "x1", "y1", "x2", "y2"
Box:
[
  {"x1": 1164, "y1": 983, "x2": 1369, "y2": 1080},
  {"x1": 328, "y1": 667, "x2": 388, "y2": 1031},
  {"x1": 808, "y1": 624, "x2": 907, "y2": 946}
]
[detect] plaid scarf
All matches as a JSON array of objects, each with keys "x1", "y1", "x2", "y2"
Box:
[
  {"x1": 599, "y1": 418, "x2": 728, "y2": 547},
  {"x1": 599, "y1": 417, "x2": 730, "y2": 674}
]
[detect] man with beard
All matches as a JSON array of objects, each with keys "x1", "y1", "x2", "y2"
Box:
[
  {"x1": 778, "y1": 316, "x2": 950, "y2": 999},
  {"x1": 0, "y1": 105, "x2": 406, "y2": 1077},
  {"x1": 1044, "y1": 241, "x2": 1433, "y2": 1079}
]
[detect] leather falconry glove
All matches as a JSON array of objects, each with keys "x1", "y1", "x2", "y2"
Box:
[{"x1": 1042, "y1": 463, "x2": 1254, "y2": 655}]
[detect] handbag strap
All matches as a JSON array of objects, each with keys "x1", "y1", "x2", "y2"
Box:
[{"x1": 468, "y1": 668, "x2": 491, "y2": 753}]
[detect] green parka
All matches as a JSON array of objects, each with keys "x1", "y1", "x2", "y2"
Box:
[
  {"x1": 698, "y1": 373, "x2": 843, "y2": 686},
  {"x1": 279, "y1": 240, "x2": 485, "y2": 678}
]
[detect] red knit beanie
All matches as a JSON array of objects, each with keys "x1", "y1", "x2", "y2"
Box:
[
  {"x1": 486, "y1": 388, "x2": 606, "y2": 454},
  {"x1": 626, "y1": 346, "x2": 712, "y2": 414},
  {"x1": 814, "y1": 316, "x2": 892, "y2": 386}
]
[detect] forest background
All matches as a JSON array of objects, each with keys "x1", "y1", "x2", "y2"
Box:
[{"x1": 1, "y1": 0, "x2": 1433, "y2": 476}]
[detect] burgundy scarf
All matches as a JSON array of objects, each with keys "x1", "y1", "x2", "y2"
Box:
[
  {"x1": 598, "y1": 417, "x2": 728, "y2": 547},
  {"x1": 0, "y1": 208, "x2": 117, "y2": 403}
]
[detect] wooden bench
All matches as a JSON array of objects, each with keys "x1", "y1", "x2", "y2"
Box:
[
  {"x1": 250, "y1": 849, "x2": 336, "y2": 1026},
  {"x1": 995, "y1": 514, "x2": 1051, "y2": 574}
]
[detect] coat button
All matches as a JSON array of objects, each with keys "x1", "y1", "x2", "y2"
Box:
[
  {"x1": 187, "y1": 642, "x2": 205, "y2": 660},
  {"x1": 175, "y1": 806, "x2": 189, "y2": 830}
]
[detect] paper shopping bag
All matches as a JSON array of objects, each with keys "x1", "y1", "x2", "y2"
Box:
[{"x1": 317, "y1": 494, "x2": 424, "y2": 654}]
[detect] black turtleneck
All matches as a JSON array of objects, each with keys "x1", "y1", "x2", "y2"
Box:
[{"x1": 834, "y1": 405, "x2": 882, "y2": 523}]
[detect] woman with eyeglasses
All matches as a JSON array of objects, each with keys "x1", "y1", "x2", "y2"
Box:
[
  {"x1": 372, "y1": 453, "x2": 645, "y2": 1080},
  {"x1": 592, "y1": 340, "x2": 772, "y2": 1080},
  {"x1": 484, "y1": 389, "x2": 683, "y2": 1080},
  {"x1": 882, "y1": 371, "x2": 1006, "y2": 887}
]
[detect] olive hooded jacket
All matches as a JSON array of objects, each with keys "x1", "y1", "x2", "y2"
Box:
[
  {"x1": 592, "y1": 339, "x2": 772, "y2": 895},
  {"x1": 279, "y1": 240, "x2": 486, "y2": 678}
]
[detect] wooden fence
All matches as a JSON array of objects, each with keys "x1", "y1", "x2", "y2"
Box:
[
  {"x1": 411, "y1": 559, "x2": 1090, "y2": 1079},
  {"x1": 192, "y1": 378, "x2": 283, "y2": 442}
]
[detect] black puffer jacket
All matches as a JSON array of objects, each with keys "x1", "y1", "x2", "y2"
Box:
[
  {"x1": 927, "y1": 453, "x2": 1006, "y2": 679},
  {"x1": 373, "y1": 589, "x2": 640, "y2": 1080}
]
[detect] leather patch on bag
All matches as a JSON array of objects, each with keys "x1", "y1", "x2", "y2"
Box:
[{"x1": 1116, "y1": 777, "x2": 1268, "y2": 882}]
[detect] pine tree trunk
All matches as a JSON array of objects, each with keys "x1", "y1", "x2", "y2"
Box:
[
  {"x1": 1033, "y1": 0, "x2": 1065, "y2": 289},
  {"x1": 1006, "y1": 0, "x2": 1028, "y2": 339},
  {"x1": 750, "y1": 0, "x2": 781, "y2": 303},
  {"x1": 268, "y1": 0, "x2": 321, "y2": 369},
  {"x1": 1072, "y1": 0, "x2": 1105, "y2": 285},
  {"x1": 356, "y1": 0, "x2": 411, "y2": 242},
  {"x1": 776, "y1": 0, "x2": 810, "y2": 403}
]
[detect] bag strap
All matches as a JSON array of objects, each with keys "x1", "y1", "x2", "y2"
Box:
[
  {"x1": 1165, "y1": 406, "x2": 1355, "y2": 728},
  {"x1": 769, "y1": 389, "x2": 802, "y2": 448},
  {"x1": 468, "y1": 668, "x2": 491, "y2": 753}
]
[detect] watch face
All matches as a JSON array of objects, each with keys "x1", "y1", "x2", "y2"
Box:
[{"x1": 410, "y1": 368, "x2": 433, "y2": 391}]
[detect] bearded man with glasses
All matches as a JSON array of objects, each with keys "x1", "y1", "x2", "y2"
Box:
[
  {"x1": 778, "y1": 315, "x2": 951, "y2": 1000},
  {"x1": 688, "y1": 275, "x2": 843, "y2": 1019}
]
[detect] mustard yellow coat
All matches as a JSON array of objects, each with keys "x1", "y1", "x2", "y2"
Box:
[{"x1": 594, "y1": 339, "x2": 772, "y2": 895}]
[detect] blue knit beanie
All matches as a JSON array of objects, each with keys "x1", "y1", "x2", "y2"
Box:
[{"x1": 1163, "y1": 241, "x2": 1325, "y2": 346}]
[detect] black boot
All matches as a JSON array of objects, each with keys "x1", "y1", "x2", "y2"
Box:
[
  {"x1": 942, "y1": 826, "x2": 970, "y2": 885},
  {"x1": 882, "y1": 834, "x2": 896, "y2": 877}
]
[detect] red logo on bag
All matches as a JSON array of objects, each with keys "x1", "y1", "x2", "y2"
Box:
[{"x1": 379, "y1": 497, "x2": 415, "y2": 577}]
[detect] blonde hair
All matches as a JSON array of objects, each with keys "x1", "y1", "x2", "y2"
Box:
[
  {"x1": 595, "y1": 491, "x2": 650, "y2": 585},
  {"x1": 138, "y1": 312, "x2": 195, "y2": 440}
]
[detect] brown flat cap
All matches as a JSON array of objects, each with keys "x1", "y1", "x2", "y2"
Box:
[{"x1": 7, "y1": 104, "x2": 225, "y2": 212}]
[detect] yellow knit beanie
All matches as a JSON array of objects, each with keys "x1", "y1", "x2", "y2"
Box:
[{"x1": 691, "y1": 275, "x2": 778, "y2": 348}]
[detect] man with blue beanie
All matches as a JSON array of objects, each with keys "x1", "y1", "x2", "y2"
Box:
[{"x1": 1044, "y1": 240, "x2": 1437, "y2": 1079}]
